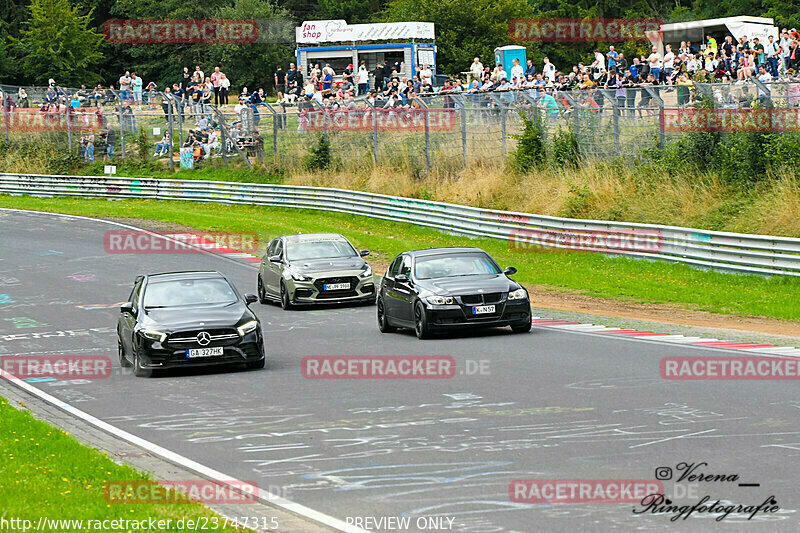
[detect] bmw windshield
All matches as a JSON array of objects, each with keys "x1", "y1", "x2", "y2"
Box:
[{"x1": 414, "y1": 253, "x2": 502, "y2": 279}]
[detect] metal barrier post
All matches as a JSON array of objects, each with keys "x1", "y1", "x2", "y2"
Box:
[
  {"x1": 166, "y1": 95, "x2": 175, "y2": 172},
  {"x1": 424, "y1": 108, "x2": 431, "y2": 170},
  {"x1": 461, "y1": 106, "x2": 467, "y2": 167},
  {"x1": 118, "y1": 99, "x2": 126, "y2": 159}
]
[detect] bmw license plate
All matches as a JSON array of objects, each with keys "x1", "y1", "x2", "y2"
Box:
[
  {"x1": 186, "y1": 347, "x2": 223, "y2": 358},
  {"x1": 323, "y1": 282, "x2": 350, "y2": 290},
  {"x1": 472, "y1": 305, "x2": 496, "y2": 314}
]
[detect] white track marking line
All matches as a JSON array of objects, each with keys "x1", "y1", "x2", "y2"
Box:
[{"x1": 0, "y1": 368, "x2": 368, "y2": 533}]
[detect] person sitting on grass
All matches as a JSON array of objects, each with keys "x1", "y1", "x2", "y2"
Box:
[{"x1": 153, "y1": 131, "x2": 172, "y2": 157}]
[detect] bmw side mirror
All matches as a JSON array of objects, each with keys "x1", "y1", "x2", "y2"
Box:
[
  {"x1": 120, "y1": 302, "x2": 134, "y2": 314},
  {"x1": 268, "y1": 255, "x2": 282, "y2": 263},
  {"x1": 244, "y1": 294, "x2": 258, "y2": 304},
  {"x1": 504, "y1": 266, "x2": 518, "y2": 276},
  {"x1": 359, "y1": 249, "x2": 370, "y2": 257},
  {"x1": 395, "y1": 273, "x2": 409, "y2": 283}
]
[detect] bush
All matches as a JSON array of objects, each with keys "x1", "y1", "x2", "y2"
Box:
[
  {"x1": 559, "y1": 180, "x2": 593, "y2": 218},
  {"x1": 550, "y1": 127, "x2": 580, "y2": 169},
  {"x1": 511, "y1": 111, "x2": 546, "y2": 173},
  {"x1": 135, "y1": 129, "x2": 150, "y2": 161},
  {"x1": 303, "y1": 133, "x2": 332, "y2": 170}
]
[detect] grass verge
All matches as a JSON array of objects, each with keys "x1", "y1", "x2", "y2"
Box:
[
  {"x1": 0, "y1": 395, "x2": 238, "y2": 531},
  {"x1": 1, "y1": 195, "x2": 799, "y2": 322}
]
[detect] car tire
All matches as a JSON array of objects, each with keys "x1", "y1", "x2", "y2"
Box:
[
  {"x1": 119, "y1": 341, "x2": 132, "y2": 368},
  {"x1": 133, "y1": 350, "x2": 152, "y2": 378},
  {"x1": 280, "y1": 281, "x2": 293, "y2": 310},
  {"x1": 246, "y1": 358, "x2": 265, "y2": 369},
  {"x1": 257, "y1": 275, "x2": 268, "y2": 304},
  {"x1": 511, "y1": 320, "x2": 532, "y2": 333},
  {"x1": 377, "y1": 298, "x2": 396, "y2": 333},
  {"x1": 414, "y1": 301, "x2": 432, "y2": 340}
]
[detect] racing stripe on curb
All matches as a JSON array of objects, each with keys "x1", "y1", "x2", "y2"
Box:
[
  {"x1": 530, "y1": 317, "x2": 800, "y2": 356},
  {"x1": 165, "y1": 232, "x2": 263, "y2": 264}
]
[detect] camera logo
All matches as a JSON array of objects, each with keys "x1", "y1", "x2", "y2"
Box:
[{"x1": 655, "y1": 467, "x2": 673, "y2": 481}]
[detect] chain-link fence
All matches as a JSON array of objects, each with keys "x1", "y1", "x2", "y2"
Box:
[{"x1": 2, "y1": 80, "x2": 800, "y2": 172}]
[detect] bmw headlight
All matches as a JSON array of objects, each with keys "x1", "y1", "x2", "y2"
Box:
[
  {"x1": 360, "y1": 265, "x2": 373, "y2": 278},
  {"x1": 237, "y1": 320, "x2": 259, "y2": 336},
  {"x1": 426, "y1": 295, "x2": 454, "y2": 305},
  {"x1": 508, "y1": 288, "x2": 528, "y2": 300},
  {"x1": 288, "y1": 269, "x2": 312, "y2": 282},
  {"x1": 141, "y1": 329, "x2": 167, "y2": 342}
]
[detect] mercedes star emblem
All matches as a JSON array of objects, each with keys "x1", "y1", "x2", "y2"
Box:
[{"x1": 196, "y1": 331, "x2": 211, "y2": 346}]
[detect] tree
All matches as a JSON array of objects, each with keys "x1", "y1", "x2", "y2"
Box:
[
  {"x1": 383, "y1": 0, "x2": 534, "y2": 75},
  {"x1": 12, "y1": 0, "x2": 104, "y2": 86}
]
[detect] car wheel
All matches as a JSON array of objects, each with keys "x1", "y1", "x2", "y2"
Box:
[
  {"x1": 118, "y1": 341, "x2": 132, "y2": 368},
  {"x1": 257, "y1": 275, "x2": 268, "y2": 304},
  {"x1": 246, "y1": 358, "x2": 265, "y2": 369},
  {"x1": 377, "y1": 298, "x2": 396, "y2": 333},
  {"x1": 133, "y1": 350, "x2": 152, "y2": 378},
  {"x1": 280, "y1": 281, "x2": 292, "y2": 310},
  {"x1": 511, "y1": 320, "x2": 532, "y2": 333},
  {"x1": 414, "y1": 301, "x2": 432, "y2": 340}
]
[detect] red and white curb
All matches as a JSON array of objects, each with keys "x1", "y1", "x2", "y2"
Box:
[
  {"x1": 531, "y1": 317, "x2": 800, "y2": 357},
  {"x1": 165, "y1": 233, "x2": 262, "y2": 263}
]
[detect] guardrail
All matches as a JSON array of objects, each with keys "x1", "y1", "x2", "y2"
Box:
[{"x1": 2, "y1": 172, "x2": 800, "y2": 277}]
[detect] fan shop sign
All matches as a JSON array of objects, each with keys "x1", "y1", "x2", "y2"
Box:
[{"x1": 303, "y1": 109, "x2": 456, "y2": 132}]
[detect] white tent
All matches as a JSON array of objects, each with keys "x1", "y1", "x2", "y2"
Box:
[{"x1": 658, "y1": 16, "x2": 779, "y2": 53}]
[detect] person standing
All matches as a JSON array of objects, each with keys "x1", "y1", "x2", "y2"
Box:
[
  {"x1": 357, "y1": 64, "x2": 369, "y2": 95},
  {"x1": 131, "y1": 73, "x2": 143, "y2": 108},
  {"x1": 373, "y1": 61, "x2": 385, "y2": 91},
  {"x1": 274, "y1": 65, "x2": 285, "y2": 99},
  {"x1": 210, "y1": 66, "x2": 224, "y2": 105},
  {"x1": 118, "y1": 71, "x2": 132, "y2": 103},
  {"x1": 469, "y1": 57, "x2": 483, "y2": 82},
  {"x1": 219, "y1": 74, "x2": 230, "y2": 105}
]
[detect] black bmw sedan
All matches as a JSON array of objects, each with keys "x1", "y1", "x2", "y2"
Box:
[
  {"x1": 117, "y1": 271, "x2": 265, "y2": 377},
  {"x1": 377, "y1": 247, "x2": 531, "y2": 339}
]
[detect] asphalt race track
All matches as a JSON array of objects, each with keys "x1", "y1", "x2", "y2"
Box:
[{"x1": 1, "y1": 208, "x2": 799, "y2": 532}]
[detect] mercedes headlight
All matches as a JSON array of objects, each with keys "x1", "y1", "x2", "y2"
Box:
[
  {"x1": 508, "y1": 288, "x2": 528, "y2": 300},
  {"x1": 288, "y1": 269, "x2": 312, "y2": 282},
  {"x1": 426, "y1": 295, "x2": 454, "y2": 305},
  {"x1": 237, "y1": 320, "x2": 259, "y2": 336},
  {"x1": 360, "y1": 265, "x2": 373, "y2": 278},
  {"x1": 141, "y1": 329, "x2": 167, "y2": 342}
]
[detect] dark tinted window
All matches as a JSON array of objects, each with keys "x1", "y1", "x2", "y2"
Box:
[{"x1": 143, "y1": 278, "x2": 237, "y2": 308}]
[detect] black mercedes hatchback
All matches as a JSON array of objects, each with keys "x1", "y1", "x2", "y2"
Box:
[
  {"x1": 117, "y1": 271, "x2": 265, "y2": 376},
  {"x1": 377, "y1": 247, "x2": 531, "y2": 339}
]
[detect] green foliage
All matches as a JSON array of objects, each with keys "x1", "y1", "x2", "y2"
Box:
[
  {"x1": 550, "y1": 127, "x2": 580, "y2": 169},
  {"x1": 304, "y1": 133, "x2": 332, "y2": 170},
  {"x1": 11, "y1": 0, "x2": 104, "y2": 86},
  {"x1": 763, "y1": 133, "x2": 800, "y2": 173},
  {"x1": 559, "y1": 181, "x2": 593, "y2": 218},
  {"x1": 511, "y1": 111, "x2": 546, "y2": 174},
  {"x1": 45, "y1": 147, "x2": 83, "y2": 174},
  {"x1": 135, "y1": 129, "x2": 150, "y2": 161},
  {"x1": 383, "y1": 0, "x2": 533, "y2": 75}
]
